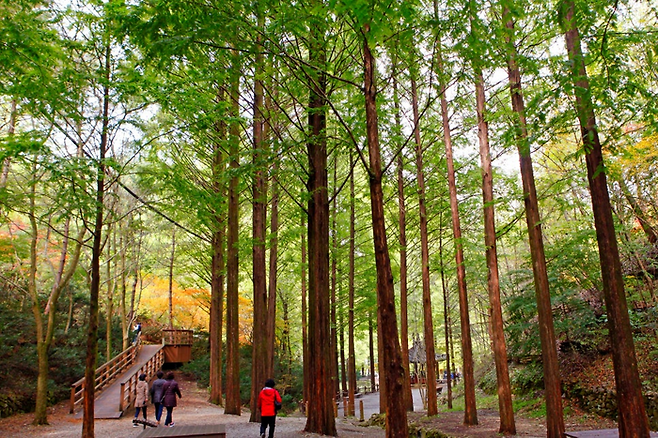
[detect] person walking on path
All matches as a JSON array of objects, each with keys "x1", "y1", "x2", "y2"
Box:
[
  {"x1": 161, "y1": 372, "x2": 182, "y2": 427},
  {"x1": 258, "y1": 379, "x2": 282, "y2": 438},
  {"x1": 149, "y1": 371, "x2": 166, "y2": 425},
  {"x1": 133, "y1": 373, "x2": 149, "y2": 427}
]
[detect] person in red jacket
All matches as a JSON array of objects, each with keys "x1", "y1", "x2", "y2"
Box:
[{"x1": 257, "y1": 379, "x2": 282, "y2": 438}]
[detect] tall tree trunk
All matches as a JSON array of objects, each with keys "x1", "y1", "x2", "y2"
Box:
[
  {"x1": 225, "y1": 50, "x2": 242, "y2": 415},
  {"x1": 301, "y1": 212, "x2": 309, "y2": 407},
  {"x1": 368, "y1": 314, "x2": 376, "y2": 393},
  {"x1": 304, "y1": 8, "x2": 335, "y2": 434},
  {"x1": 474, "y1": 69, "x2": 516, "y2": 435},
  {"x1": 362, "y1": 25, "x2": 408, "y2": 438},
  {"x1": 209, "y1": 90, "x2": 227, "y2": 406},
  {"x1": 503, "y1": 7, "x2": 565, "y2": 436},
  {"x1": 250, "y1": 3, "x2": 268, "y2": 422},
  {"x1": 438, "y1": 218, "x2": 453, "y2": 409},
  {"x1": 560, "y1": 2, "x2": 651, "y2": 435},
  {"x1": 437, "y1": 44, "x2": 478, "y2": 426},
  {"x1": 331, "y1": 160, "x2": 339, "y2": 399},
  {"x1": 105, "y1": 232, "x2": 115, "y2": 362},
  {"x1": 393, "y1": 57, "x2": 413, "y2": 413},
  {"x1": 168, "y1": 228, "x2": 176, "y2": 328},
  {"x1": 266, "y1": 151, "x2": 279, "y2": 379},
  {"x1": 411, "y1": 74, "x2": 438, "y2": 416},
  {"x1": 82, "y1": 42, "x2": 110, "y2": 438},
  {"x1": 348, "y1": 152, "x2": 357, "y2": 416},
  {"x1": 120, "y1": 223, "x2": 128, "y2": 351}
]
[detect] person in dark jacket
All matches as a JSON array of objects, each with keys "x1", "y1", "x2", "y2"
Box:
[
  {"x1": 149, "y1": 371, "x2": 166, "y2": 425},
  {"x1": 257, "y1": 379, "x2": 282, "y2": 438},
  {"x1": 161, "y1": 372, "x2": 182, "y2": 427}
]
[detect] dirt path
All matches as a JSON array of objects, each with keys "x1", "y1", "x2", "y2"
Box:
[{"x1": 0, "y1": 374, "x2": 617, "y2": 437}]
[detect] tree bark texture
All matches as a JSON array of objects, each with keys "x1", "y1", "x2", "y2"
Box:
[
  {"x1": 304, "y1": 15, "x2": 336, "y2": 435},
  {"x1": 209, "y1": 109, "x2": 226, "y2": 406},
  {"x1": 348, "y1": 153, "x2": 357, "y2": 416},
  {"x1": 503, "y1": 9, "x2": 565, "y2": 436},
  {"x1": 411, "y1": 75, "x2": 438, "y2": 416},
  {"x1": 392, "y1": 68, "x2": 414, "y2": 413},
  {"x1": 82, "y1": 43, "x2": 110, "y2": 438},
  {"x1": 438, "y1": 46, "x2": 478, "y2": 426},
  {"x1": 561, "y1": 2, "x2": 651, "y2": 435},
  {"x1": 250, "y1": 7, "x2": 268, "y2": 421},
  {"x1": 363, "y1": 26, "x2": 408, "y2": 438},
  {"x1": 225, "y1": 54, "x2": 242, "y2": 415},
  {"x1": 474, "y1": 70, "x2": 516, "y2": 435}
]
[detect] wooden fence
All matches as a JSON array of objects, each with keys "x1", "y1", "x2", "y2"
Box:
[
  {"x1": 161, "y1": 329, "x2": 193, "y2": 345},
  {"x1": 119, "y1": 347, "x2": 165, "y2": 412},
  {"x1": 69, "y1": 334, "x2": 141, "y2": 413}
]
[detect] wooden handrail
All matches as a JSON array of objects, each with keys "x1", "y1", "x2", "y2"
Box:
[
  {"x1": 161, "y1": 329, "x2": 193, "y2": 345},
  {"x1": 69, "y1": 333, "x2": 142, "y2": 413},
  {"x1": 119, "y1": 347, "x2": 165, "y2": 412}
]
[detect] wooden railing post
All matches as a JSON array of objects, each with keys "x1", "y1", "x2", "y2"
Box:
[
  {"x1": 120, "y1": 382, "x2": 126, "y2": 412},
  {"x1": 70, "y1": 386, "x2": 76, "y2": 414}
]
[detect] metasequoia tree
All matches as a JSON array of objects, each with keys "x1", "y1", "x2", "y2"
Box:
[
  {"x1": 560, "y1": 0, "x2": 650, "y2": 435},
  {"x1": 347, "y1": 152, "x2": 357, "y2": 416},
  {"x1": 209, "y1": 84, "x2": 227, "y2": 406},
  {"x1": 501, "y1": 3, "x2": 565, "y2": 435},
  {"x1": 224, "y1": 48, "x2": 242, "y2": 415},
  {"x1": 362, "y1": 22, "x2": 408, "y2": 438},
  {"x1": 303, "y1": 3, "x2": 335, "y2": 434},
  {"x1": 250, "y1": 1, "x2": 268, "y2": 422},
  {"x1": 392, "y1": 56, "x2": 413, "y2": 413},
  {"x1": 410, "y1": 64, "x2": 438, "y2": 416},
  {"x1": 436, "y1": 42, "x2": 478, "y2": 425},
  {"x1": 470, "y1": 7, "x2": 514, "y2": 431}
]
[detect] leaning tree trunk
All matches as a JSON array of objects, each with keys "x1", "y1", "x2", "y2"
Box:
[
  {"x1": 303, "y1": 8, "x2": 335, "y2": 434},
  {"x1": 474, "y1": 68, "x2": 515, "y2": 435},
  {"x1": 503, "y1": 7, "x2": 565, "y2": 436},
  {"x1": 560, "y1": 1, "x2": 651, "y2": 435},
  {"x1": 82, "y1": 43, "x2": 110, "y2": 438},
  {"x1": 363, "y1": 24, "x2": 408, "y2": 438},
  {"x1": 225, "y1": 49, "x2": 242, "y2": 415},
  {"x1": 437, "y1": 43, "x2": 478, "y2": 426},
  {"x1": 168, "y1": 228, "x2": 176, "y2": 329}
]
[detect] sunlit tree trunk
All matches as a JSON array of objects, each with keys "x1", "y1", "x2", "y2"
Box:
[
  {"x1": 503, "y1": 6, "x2": 564, "y2": 436},
  {"x1": 363, "y1": 24, "x2": 408, "y2": 438},
  {"x1": 560, "y1": 1, "x2": 651, "y2": 435},
  {"x1": 474, "y1": 68, "x2": 515, "y2": 435}
]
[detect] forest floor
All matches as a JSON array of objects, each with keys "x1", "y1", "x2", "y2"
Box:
[{"x1": 0, "y1": 373, "x2": 618, "y2": 438}]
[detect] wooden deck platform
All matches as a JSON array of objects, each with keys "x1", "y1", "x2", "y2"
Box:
[
  {"x1": 136, "y1": 424, "x2": 226, "y2": 438},
  {"x1": 565, "y1": 429, "x2": 658, "y2": 437}
]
